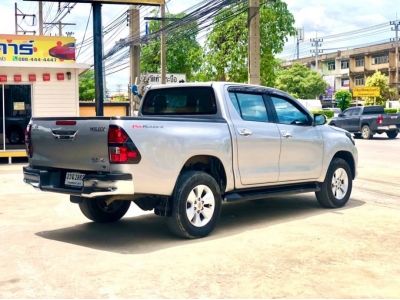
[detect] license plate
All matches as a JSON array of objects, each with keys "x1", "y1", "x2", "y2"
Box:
[
  {"x1": 389, "y1": 125, "x2": 397, "y2": 129},
  {"x1": 65, "y1": 172, "x2": 85, "y2": 188}
]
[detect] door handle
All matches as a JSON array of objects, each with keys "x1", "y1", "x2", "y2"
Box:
[
  {"x1": 281, "y1": 131, "x2": 292, "y2": 138},
  {"x1": 239, "y1": 128, "x2": 253, "y2": 136}
]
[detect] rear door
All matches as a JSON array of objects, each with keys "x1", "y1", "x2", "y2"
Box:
[
  {"x1": 268, "y1": 95, "x2": 323, "y2": 182},
  {"x1": 227, "y1": 90, "x2": 281, "y2": 185},
  {"x1": 30, "y1": 118, "x2": 111, "y2": 172}
]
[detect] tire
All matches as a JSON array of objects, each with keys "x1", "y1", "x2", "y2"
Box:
[
  {"x1": 167, "y1": 171, "x2": 222, "y2": 239},
  {"x1": 79, "y1": 198, "x2": 131, "y2": 223},
  {"x1": 316, "y1": 158, "x2": 353, "y2": 208},
  {"x1": 354, "y1": 133, "x2": 362, "y2": 139},
  {"x1": 361, "y1": 125, "x2": 372, "y2": 139},
  {"x1": 386, "y1": 130, "x2": 398, "y2": 139}
]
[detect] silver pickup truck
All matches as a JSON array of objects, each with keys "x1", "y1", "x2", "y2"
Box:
[{"x1": 23, "y1": 82, "x2": 358, "y2": 238}]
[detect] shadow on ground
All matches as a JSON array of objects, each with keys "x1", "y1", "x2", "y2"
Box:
[{"x1": 36, "y1": 195, "x2": 365, "y2": 255}]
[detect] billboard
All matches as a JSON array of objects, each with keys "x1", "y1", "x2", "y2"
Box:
[
  {"x1": 24, "y1": 0, "x2": 164, "y2": 5},
  {"x1": 353, "y1": 87, "x2": 380, "y2": 97},
  {"x1": 0, "y1": 35, "x2": 76, "y2": 63},
  {"x1": 140, "y1": 73, "x2": 187, "y2": 85}
]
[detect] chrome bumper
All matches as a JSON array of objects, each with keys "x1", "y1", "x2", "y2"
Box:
[{"x1": 23, "y1": 166, "x2": 134, "y2": 198}]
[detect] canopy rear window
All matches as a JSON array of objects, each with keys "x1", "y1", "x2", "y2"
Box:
[{"x1": 142, "y1": 87, "x2": 217, "y2": 115}]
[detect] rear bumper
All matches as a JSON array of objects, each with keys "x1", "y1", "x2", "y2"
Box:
[
  {"x1": 23, "y1": 166, "x2": 134, "y2": 198},
  {"x1": 376, "y1": 125, "x2": 399, "y2": 131}
]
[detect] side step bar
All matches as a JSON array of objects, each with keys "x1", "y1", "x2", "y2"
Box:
[{"x1": 224, "y1": 182, "x2": 320, "y2": 202}]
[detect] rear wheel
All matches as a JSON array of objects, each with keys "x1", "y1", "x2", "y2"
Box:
[
  {"x1": 387, "y1": 130, "x2": 398, "y2": 139},
  {"x1": 167, "y1": 171, "x2": 222, "y2": 239},
  {"x1": 316, "y1": 158, "x2": 353, "y2": 208},
  {"x1": 79, "y1": 198, "x2": 130, "y2": 223},
  {"x1": 361, "y1": 125, "x2": 372, "y2": 139}
]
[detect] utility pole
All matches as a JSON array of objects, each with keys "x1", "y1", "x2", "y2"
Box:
[
  {"x1": 44, "y1": 21, "x2": 76, "y2": 36},
  {"x1": 129, "y1": 6, "x2": 141, "y2": 112},
  {"x1": 93, "y1": 3, "x2": 104, "y2": 116},
  {"x1": 15, "y1": 3, "x2": 36, "y2": 35},
  {"x1": 160, "y1": 4, "x2": 167, "y2": 84},
  {"x1": 248, "y1": 0, "x2": 260, "y2": 85},
  {"x1": 310, "y1": 33, "x2": 323, "y2": 72},
  {"x1": 391, "y1": 20, "x2": 400, "y2": 94},
  {"x1": 296, "y1": 28, "x2": 304, "y2": 59},
  {"x1": 38, "y1": 1, "x2": 43, "y2": 35}
]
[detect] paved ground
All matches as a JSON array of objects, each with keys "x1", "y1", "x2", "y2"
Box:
[{"x1": 0, "y1": 135, "x2": 399, "y2": 298}]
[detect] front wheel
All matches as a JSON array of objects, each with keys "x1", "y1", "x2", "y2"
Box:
[
  {"x1": 167, "y1": 171, "x2": 222, "y2": 239},
  {"x1": 79, "y1": 198, "x2": 131, "y2": 223},
  {"x1": 387, "y1": 130, "x2": 398, "y2": 139},
  {"x1": 316, "y1": 158, "x2": 353, "y2": 208}
]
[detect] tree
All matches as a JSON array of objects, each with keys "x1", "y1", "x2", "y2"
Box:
[
  {"x1": 275, "y1": 64, "x2": 328, "y2": 99},
  {"x1": 141, "y1": 12, "x2": 203, "y2": 81},
  {"x1": 335, "y1": 90, "x2": 352, "y2": 111},
  {"x1": 198, "y1": 1, "x2": 296, "y2": 86},
  {"x1": 363, "y1": 71, "x2": 395, "y2": 106},
  {"x1": 79, "y1": 70, "x2": 95, "y2": 101}
]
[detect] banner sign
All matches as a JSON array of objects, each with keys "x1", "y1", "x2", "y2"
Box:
[
  {"x1": 141, "y1": 73, "x2": 187, "y2": 85},
  {"x1": 0, "y1": 35, "x2": 76, "y2": 63},
  {"x1": 353, "y1": 87, "x2": 380, "y2": 97},
  {"x1": 24, "y1": 0, "x2": 164, "y2": 5}
]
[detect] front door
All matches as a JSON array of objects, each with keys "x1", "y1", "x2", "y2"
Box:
[
  {"x1": 268, "y1": 95, "x2": 324, "y2": 182},
  {"x1": 227, "y1": 90, "x2": 281, "y2": 185}
]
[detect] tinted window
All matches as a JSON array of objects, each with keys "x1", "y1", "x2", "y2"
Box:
[
  {"x1": 229, "y1": 92, "x2": 269, "y2": 122},
  {"x1": 271, "y1": 96, "x2": 310, "y2": 125},
  {"x1": 343, "y1": 108, "x2": 353, "y2": 117},
  {"x1": 142, "y1": 87, "x2": 217, "y2": 115}
]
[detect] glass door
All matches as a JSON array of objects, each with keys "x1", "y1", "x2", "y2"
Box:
[{"x1": 2, "y1": 85, "x2": 32, "y2": 150}]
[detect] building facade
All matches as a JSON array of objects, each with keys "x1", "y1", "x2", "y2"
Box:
[{"x1": 283, "y1": 42, "x2": 399, "y2": 94}]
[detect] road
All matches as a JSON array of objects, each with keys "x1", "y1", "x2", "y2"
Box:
[{"x1": 0, "y1": 135, "x2": 399, "y2": 298}]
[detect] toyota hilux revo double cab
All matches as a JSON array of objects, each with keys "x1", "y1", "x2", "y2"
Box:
[{"x1": 23, "y1": 82, "x2": 358, "y2": 238}]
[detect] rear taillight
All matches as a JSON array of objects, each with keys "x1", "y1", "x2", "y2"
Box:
[
  {"x1": 25, "y1": 124, "x2": 33, "y2": 158},
  {"x1": 108, "y1": 125, "x2": 141, "y2": 164},
  {"x1": 377, "y1": 114, "x2": 383, "y2": 125}
]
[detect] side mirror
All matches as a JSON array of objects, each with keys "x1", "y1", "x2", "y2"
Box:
[
  {"x1": 314, "y1": 114, "x2": 327, "y2": 126},
  {"x1": 338, "y1": 113, "x2": 344, "y2": 117}
]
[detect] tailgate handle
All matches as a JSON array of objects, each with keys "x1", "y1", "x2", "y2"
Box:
[{"x1": 51, "y1": 130, "x2": 77, "y2": 140}]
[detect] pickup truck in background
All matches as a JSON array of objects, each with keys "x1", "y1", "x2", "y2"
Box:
[
  {"x1": 329, "y1": 106, "x2": 400, "y2": 139},
  {"x1": 23, "y1": 82, "x2": 358, "y2": 238}
]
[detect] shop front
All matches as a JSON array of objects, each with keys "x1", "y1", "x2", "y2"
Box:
[{"x1": 0, "y1": 34, "x2": 88, "y2": 157}]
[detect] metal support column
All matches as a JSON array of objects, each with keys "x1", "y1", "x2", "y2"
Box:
[
  {"x1": 93, "y1": 3, "x2": 104, "y2": 116},
  {"x1": 160, "y1": 4, "x2": 166, "y2": 84}
]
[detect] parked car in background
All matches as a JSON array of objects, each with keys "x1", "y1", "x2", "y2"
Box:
[
  {"x1": 323, "y1": 107, "x2": 342, "y2": 118},
  {"x1": 329, "y1": 106, "x2": 400, "y2": 139}
]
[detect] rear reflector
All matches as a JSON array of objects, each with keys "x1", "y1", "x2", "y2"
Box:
[{"x1": 56, "y1": 120, "x2": 76, "y2": 126}]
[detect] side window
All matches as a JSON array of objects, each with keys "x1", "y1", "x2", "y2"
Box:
[
  {"x1": 351, "y1": 108, "x2": 361, "y2": 116},
  {"x1": 270, "y1": 96, "x2": 311, "y2": 126},
  {"x1": 229, "y1": 92, "x2": 269, "y2": 122},
  {"x1": 343, "y1": 109, "x2": 353, "y2": 117}
]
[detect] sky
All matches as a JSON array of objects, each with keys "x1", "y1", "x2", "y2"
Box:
[{"x1": 0, "y1": 0, "x2": 398, "y2": 92}]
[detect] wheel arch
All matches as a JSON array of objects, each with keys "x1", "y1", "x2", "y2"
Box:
[
  {"x1": 331, "y1": 151, "x2": 356, "y2": 179},
  {"x1": 177, "y1": 155, "x2": 228, "y2": 193}
]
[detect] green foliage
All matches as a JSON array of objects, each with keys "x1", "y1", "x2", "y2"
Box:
[
  {"x1": 364, "y1": 71, "x2": 392, "y2": 106},
  {"x1": 79, "y1": 70, "x2": 95, "y2": 101},
  {"x1": 197, "y1": 1, "x2": 296, "y2": 86},
  {"x1": 275, "y1": 64, "x2": 328, "y2": 99},
  {"x1": 335, "y1": 90, "x2": 352, "y2": 111},
  {"x1": 384, "y1": 108, "x2": 399, "y2": 114},
  {"x1": 311, "y1": 110, "x2": 334, "y2": 119},
  {"x1": 141, "y1": 12, "x2": 203, "y2": 81}
]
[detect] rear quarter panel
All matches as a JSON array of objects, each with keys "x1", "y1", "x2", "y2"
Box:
[{"x1": 110, "y1": 118, "x2": 234, "y2": 196}]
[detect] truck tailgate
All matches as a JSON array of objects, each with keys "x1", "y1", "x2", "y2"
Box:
[
  {"x1": 382, "y1": 114, "x2": 400, "y2": 127},
  {"x1": 30, "y1": 118, "x2": 111, "y2": 172}
]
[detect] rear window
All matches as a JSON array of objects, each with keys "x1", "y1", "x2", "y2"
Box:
[
  {"x1": 363, "y1": 106, "x2": 384, "y2": 114},
  {"x1": 142, "y1": 87, "x2": 217, "y2": 115}
]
